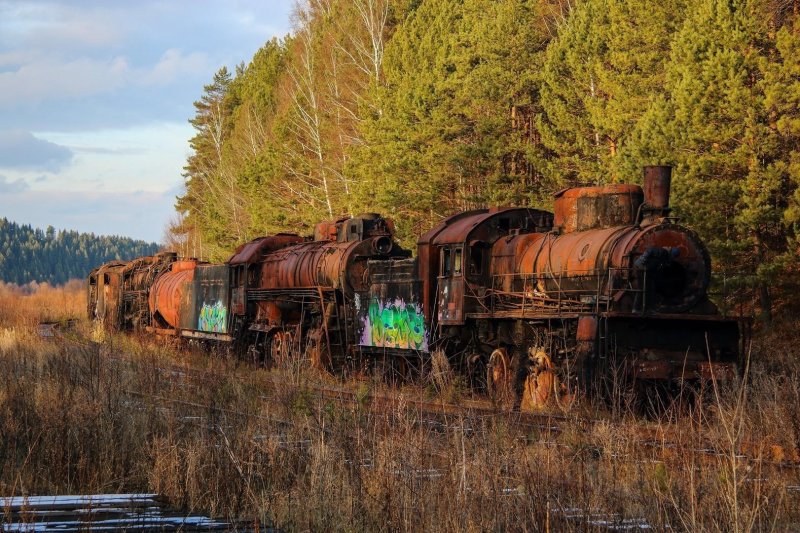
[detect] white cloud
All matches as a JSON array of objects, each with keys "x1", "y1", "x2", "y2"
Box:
[
  {"x1": 0, "y1": 175, "x2": 29, "y2": 193},
  {"x1": 140, "y1": 49, "x2": 212, "y2": 86},
  {"x1": 0, "y1": 130, "x2": 73, "y2": 171},
  {"x1": 0, "y1": 57, "x2": 130, "y2": 106},
  {"x1": 0, "y1": 50, "x2": 215, "y2": 107},
  {"x1": 0, "y1": 1, "x2": 127, "y2": 50},
  {"x1": 1, "y1": 0, "x2": 295, "y2": 130},
  {"x1": 36, "y1": 122, "x2": 192, "y2": 193},
  {"x1": 0, "y1": 0, "x2": 295, "y2": 240},
  {"x1": 0, "y1": 49, "x2": 37, "y2": 69}
]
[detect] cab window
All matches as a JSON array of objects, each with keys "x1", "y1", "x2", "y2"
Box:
[
  {"x1": 453, "y1": 247, "x2": 462, "y2": 275},
  {"x1": 442, "y1": 248, "x2": 452, "y2": 276},
  {"x1": 441, "y1": 246, "x2": 464, "y2": 276}
]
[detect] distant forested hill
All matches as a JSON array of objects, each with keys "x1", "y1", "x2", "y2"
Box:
[{"x1": 0, "y1": 218, "x2": 160, "y2": 285}]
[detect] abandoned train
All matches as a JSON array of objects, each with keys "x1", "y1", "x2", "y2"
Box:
[{"x1": 88, "y1": 166, "x2": 746, "y2": 407}]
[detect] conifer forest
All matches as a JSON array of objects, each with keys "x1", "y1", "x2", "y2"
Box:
[
  {"x1": 0, "y1": 218, "x2": 159, "y2": 286},
  {"x1": 174, "y1": 0, "x2": 800, "y2": 321}
]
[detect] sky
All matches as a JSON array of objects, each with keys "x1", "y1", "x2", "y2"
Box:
[{"x1": 0, "y1": 0, "x2": 295, "y2": 243}]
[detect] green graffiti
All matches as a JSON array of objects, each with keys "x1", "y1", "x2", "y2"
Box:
[
  {"x1": 198, "y1": 300, "x2": 227, "y2": 333},
  {"x1": 362, "y1": 298, "x2": 427, "y2": 350}
]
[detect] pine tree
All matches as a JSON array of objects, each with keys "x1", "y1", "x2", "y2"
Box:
[
  {"x1": 536, "y1": 0, "x2": 687, "y2": 187},
  {"x1": 0, "y1": 218, "x2": 159, "y2": 285},
  {"x1": 629, "y1": 0, "x2": 799, "y2": 321},
  {"x1": 349, "y1": 0, "x2": 557, "y2": 243},
  {"x1": 177, "y1": 66, "x2": 239, "y2": 260}
]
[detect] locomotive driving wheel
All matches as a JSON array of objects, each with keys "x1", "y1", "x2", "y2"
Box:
[{"x1": 486, "y1": 348, "x2": 513, "y2": 405}]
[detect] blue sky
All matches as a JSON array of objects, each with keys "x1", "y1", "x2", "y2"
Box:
[{"x1": 0, "y1": 0, "x2": 294, "y2": 243}]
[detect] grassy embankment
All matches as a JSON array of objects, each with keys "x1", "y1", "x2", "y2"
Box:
[{"x1": 0, "y1": 281, "x2": 798, "y2": 531}]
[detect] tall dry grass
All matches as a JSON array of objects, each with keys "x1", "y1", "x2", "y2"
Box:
[
  {"x1": 0, "y1": 283, "x2": 798, "y2": 530},
  {"x1": 0, "y1": 280, "x2": 86, "y2": 328}
]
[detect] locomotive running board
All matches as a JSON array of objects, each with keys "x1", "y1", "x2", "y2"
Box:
[
  {"x1": 145, "y1": 326, "x2": 233, "y2": 342},
  {"x1": 180, "y1": 330, "x2": 234, "y2": 342}
]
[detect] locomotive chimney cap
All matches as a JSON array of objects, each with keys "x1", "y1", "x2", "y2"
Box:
[{"x1": 642, "y1": 165, "x2": 672, "y2": 211}]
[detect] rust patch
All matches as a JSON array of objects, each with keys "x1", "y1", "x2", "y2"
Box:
[{"x1": 554, "y1": 184, "x2": 643, "y2": 233}]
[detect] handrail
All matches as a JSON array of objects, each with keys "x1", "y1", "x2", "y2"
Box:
[{"x1": 486, "y1": 268, "x2": 644, "y2": 315}]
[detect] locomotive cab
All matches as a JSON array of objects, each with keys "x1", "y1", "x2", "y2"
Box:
[
  {"x1": 227, "y1": 234, "x2": 306, "y2": 319},
  {"x1": 417, "y1": 208, "x2": 554, "y2": 326}
]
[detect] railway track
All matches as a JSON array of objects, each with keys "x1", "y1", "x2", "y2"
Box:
[
  {"x1": 110, "y1": 346, "x2": 800, "y2": 471},
  {"x1": 45, "y1": 325, "x2": 800, "y2": 470}
]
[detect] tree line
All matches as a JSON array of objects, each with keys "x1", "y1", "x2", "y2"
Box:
[
  {"x1": 174, "y1": 0, "x2": 800, "y2": 320},
  {"x1": 0, "y1": 218, "x2": 160, "y2": 286}
]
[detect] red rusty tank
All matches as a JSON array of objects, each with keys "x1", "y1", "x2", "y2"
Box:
[{"x1": 149, "y1": 259, "x2": 198, "y2": 329}]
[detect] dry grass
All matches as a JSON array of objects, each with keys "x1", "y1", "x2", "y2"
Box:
[
  {"x1": 0, "y1": 280, "x2": 86, "y2": 328},
  {"x1": 0, "y1": 283, "x2": 798, "y2": 531}
]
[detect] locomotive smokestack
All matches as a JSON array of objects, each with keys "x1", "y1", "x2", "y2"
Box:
[{"x1": 643, "y1": 165, "x2": 672, "y2": 211}]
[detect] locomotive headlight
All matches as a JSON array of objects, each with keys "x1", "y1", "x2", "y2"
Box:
[{"x1": 372, "y1": 236, "x2": 393, "y2": 255}]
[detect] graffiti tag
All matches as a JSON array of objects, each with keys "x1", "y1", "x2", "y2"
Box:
[
  {"x1": 361, "y1": 297, "x2": 428, "y2": 351},
  {"x1": 198, "y1": 300, "x2": 228, "y2": 333}
]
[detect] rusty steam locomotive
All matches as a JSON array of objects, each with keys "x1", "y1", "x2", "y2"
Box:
[{"x1": 88, "y1": 166, "x2": 745, "y2": 407}]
